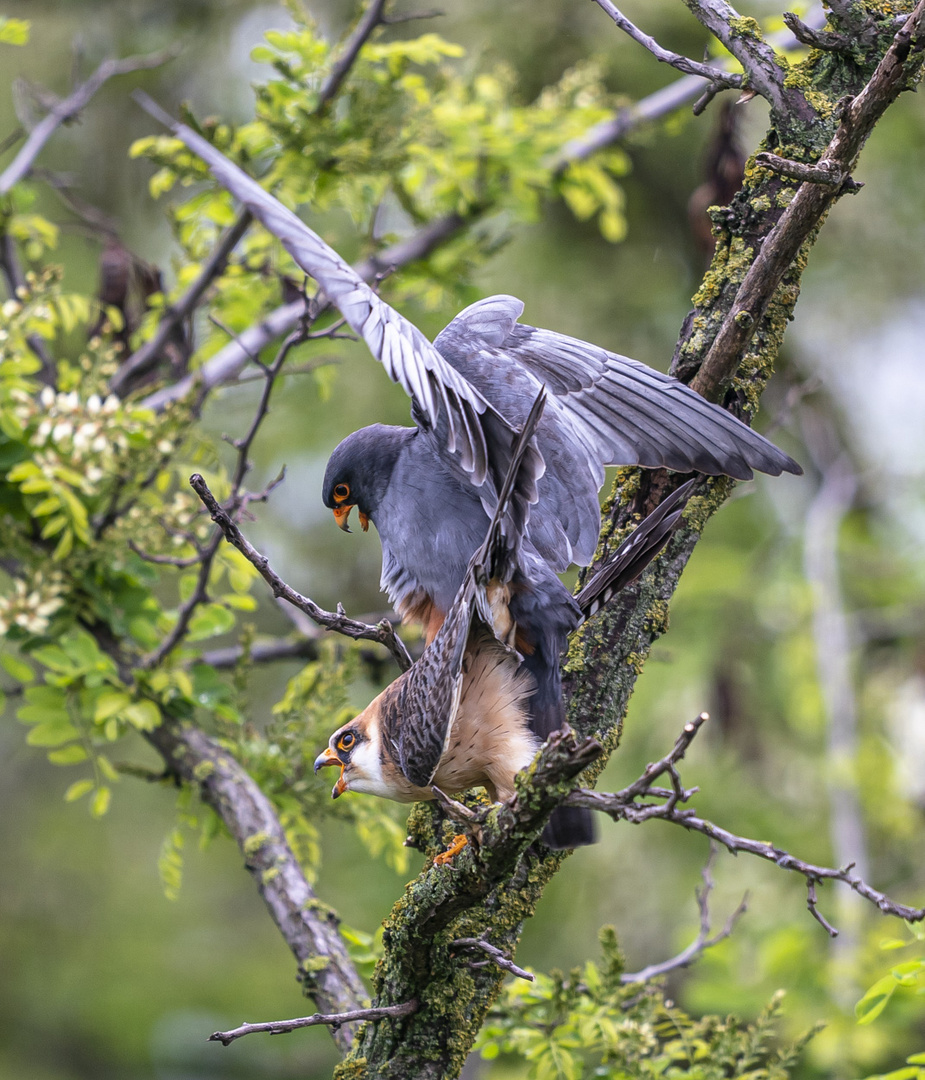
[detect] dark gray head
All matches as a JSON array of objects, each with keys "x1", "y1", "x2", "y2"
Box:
[{"x1": 322, "y1": 424, "x2": 414, "y2": 532}]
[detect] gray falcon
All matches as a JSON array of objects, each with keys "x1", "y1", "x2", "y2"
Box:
[{"x1": 158, "y1": 116, "x2": 802, "y2": 847}]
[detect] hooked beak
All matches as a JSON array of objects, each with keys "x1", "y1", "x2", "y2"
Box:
[
  {"x1": 332, "y1": 506, "x2": 369, "y2": 533},
  {"x1": 313, "y1": 746, "x2": 347, "y2": 798}
]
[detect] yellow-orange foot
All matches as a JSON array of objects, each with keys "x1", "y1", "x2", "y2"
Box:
[{"x1": 434, "y1": 834, "x2": 468, "y2": 866}]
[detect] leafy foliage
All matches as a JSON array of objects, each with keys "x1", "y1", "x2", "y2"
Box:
[{"x1": 477, "y1": 928, "x2": 817, "y2": 1080}]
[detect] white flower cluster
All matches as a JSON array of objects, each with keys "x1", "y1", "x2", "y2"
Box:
[
  {"x1": 17, "y1": 387, "x2": 162, "y2": 491},
  {"x1": 0, "y1": 573, "x2": 65, "y2": 636}
]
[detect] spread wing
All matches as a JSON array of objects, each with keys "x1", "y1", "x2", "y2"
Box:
[
  {"x1": 146, "y1": 102, "x2": 542, "y2": 500},
  {"x1": 435, "y1": 295, "x2": 801, "y2": 568},
  {"x1": 392, "y1": 394, "x2": 545, "y2": 788}
]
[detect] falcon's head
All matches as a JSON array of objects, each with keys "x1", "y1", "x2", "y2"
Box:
[
  {"x1": 322, "y1": 425, "x2": 411, "y2": 533},
  {"x1": 313, "y1": 708, "x2": 393, "y2": 800}
]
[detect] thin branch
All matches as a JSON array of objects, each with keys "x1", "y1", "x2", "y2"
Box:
[
  {"x1": 145, "y1": 720, "x2": 367, "y2": 1051},
  {"x1": 0, "y1": 49, "x2": 178, "y2": 196},
  {"x1": 110, "y1": 211, "x2": 252, "y2": 397},
  {"x1": 754, "y1": 150, "x2": 861, "y2": 190},
  {"x1": 188, "y1": 472, "x2": 413, "y2": 672},
  {"x1": 807, "y1": 880, "x2": 840, "y2": 938},
  {"x1": 592, "y1": 1, "x2": 743, "y2": 89},
  {"x1": 139, "y1": 529, "x2": 223, "y2": 670},
  {"x1": 208, "y1": 1001, "x2": 418, "y2": 1046},
  {"x1": 127, "y1": 539, "x2": 202, "y2": 568},
  {"x1": 690, "y1": 0, "x2": 925, "y2": 403},
  {"x1": 621, "y1": 847, "x2": 748, "y2": 983},
  {"x1": 316, "y1": 0, "x2": 389, "y2": 111},
  {"x1": 201, "y1": 636, "x2": 319, "y2": 669},
  {"x1": 565, "y1": 716, "x2": 925, "y2": 930},
  {"x1": 0, "y1": 232, "x2": 55, "y2": 384},
  {"x1": 140, "y1": 326, "x2": 307, "y2": 669},
  {"x1": 681, "y1": 0, "x2": 797, "y2": 117},
  {"x1": 450, "y1": 939, "x2": 535, "y2": 982},
  {"x1": 782, "y1": 12, "x2": 850, "y2": 51},
  {"x1": 383, "y1": 9, "x2": 444, "y2": 24}
]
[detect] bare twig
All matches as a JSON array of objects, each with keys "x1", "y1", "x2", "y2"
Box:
[
  {"x1": 565, "y1": 715, "x2": 925, "y2": 930},
  {"x1": 208, "y1": 1000, "x2": 418, "y2": 1046},
  {"x1": 127, "y1": 540, "x2": 202, "y2": 568},
  {"x1": 0, "y1": 49, "x2": 178, "y2": 196},
  {"x1": 188, "y1": 473, "x2": 413, "y2": 672},
  {"x1": 621, "y1": 847, "x2": 748, "y2": 982},
  {"x1": 140, "y1": 326, "x2": 308, "y2": 669},
  {"x1": 450, "y1": 938, "x2": 535, "y2": 982},
  {"x1": 682, "y1": 0, "x2": 798, "y2": 117},
  {"x1": 782, "y1": 11, "x2": 850, "y2": 51},
  {"x1": 592, "y1": 1, "x2": 743, "y2": 89},
  {"x1": 316, "y1": 0, "x2": 390, "y2": 111},
  {"x1": 807, "y1": 880, "x2": 840, "y2": 938},
  {"x1": 201, "y1": 636, "x2": 319, "y2": 669},
  {"x1": 691, "y1": 0, "x2": 925, "y2": 403},
  {"x1": 111, "y1": 211, "x2": 252, "y2": 397},
  {"x1": 754, "y1": 151, "x2": 861, "y2": 190}
]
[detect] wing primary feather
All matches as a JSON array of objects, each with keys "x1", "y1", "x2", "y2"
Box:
[
  {"x1": 154, "y1": 109, "x2": 517, "y2": 482},
  {"x1": 575, "y1": 479, "x2": 698, "y2": 618}
]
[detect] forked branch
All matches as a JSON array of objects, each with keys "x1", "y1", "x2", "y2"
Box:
[
  {"x1": 189, "y1": 473, "x2": 413, "y2": 671},
  {"x1": 566, "y1": 715, "x2": 925, "y2": 933}
]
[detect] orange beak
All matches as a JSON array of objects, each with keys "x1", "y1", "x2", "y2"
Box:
[
  {"x1": 332, "y1": 506, "x2": 369, "y2": 533},
  {"x1": 313, "y1": 746, "x2": 347, "y2": 798},
  {"x1": 332, "y1": 505, "x2": 354, "y2": 532}
]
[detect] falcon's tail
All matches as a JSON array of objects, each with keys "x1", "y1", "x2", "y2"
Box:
[{"x1": 575, "y1": 479, "x2": 697, "y2": 619}]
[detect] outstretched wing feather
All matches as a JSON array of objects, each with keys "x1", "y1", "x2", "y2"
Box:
[{"x1": 161, "y1": 116, "x2": 517, "y2": 487}]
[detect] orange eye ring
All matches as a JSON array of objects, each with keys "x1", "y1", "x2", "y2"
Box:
[
  {"x1": 333, "y1": 483, "x2": 350, "y2": 504},
  {"x1": 337, "y1": 732, "x2": 355, "y2": 752}
]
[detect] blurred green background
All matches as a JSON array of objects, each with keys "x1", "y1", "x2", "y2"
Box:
[{"x1": 2, "y1": 1, "x2": 925, "y2": 1077}]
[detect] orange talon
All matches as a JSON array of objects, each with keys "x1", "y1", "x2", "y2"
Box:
[{"x1": 434, "y1": 834, "x2": 468, "y2": 866}]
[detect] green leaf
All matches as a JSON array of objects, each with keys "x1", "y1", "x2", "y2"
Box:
[
  {"x1": 90, "y1": 786, "x2": 112, "y2": 817},
  {"x1": 1, "y1": 653, "x2": 34, "y2": 683},
  {"x1": 123, "y1": 700, "x2": 161, "y2": 731},
  {"x1": 856, "y1": 975, "x2": 898, "y2": 1024},
  {"x1": 891, "y1": 960, "x2": 925, "y2": 979},
  {"x1": 30, "y1": 644, "x2": 76, "y2": 674},
  {"x1": 26, "y1": 721, "x2": 81, "y2": 746},
  {"x1": 908, "y1": 1054, "x2": 925, "y2": 1066},
  {"x1": 48, "y1": 745, "x2": 89, "y2": 765},
  {"x1": 187, "y1": 603, "x2": 237, "y2": 641},
  {"x1": 0, "y1": 17, "x2": 30, "y2": 45},
  {"x1": 94, "y1": 691, "x2": 133, "y2": 723},
  {"x1": 64, "y1": 779, "x2": 94, "y2": 802}
]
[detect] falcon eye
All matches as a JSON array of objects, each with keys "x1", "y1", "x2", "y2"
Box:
[
  {"x1": 333, "y1": 483, "x2": 350, "y2": 503},
  {"x1": 337, "y1": 731, "x2": 356, "y2": 752}
]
